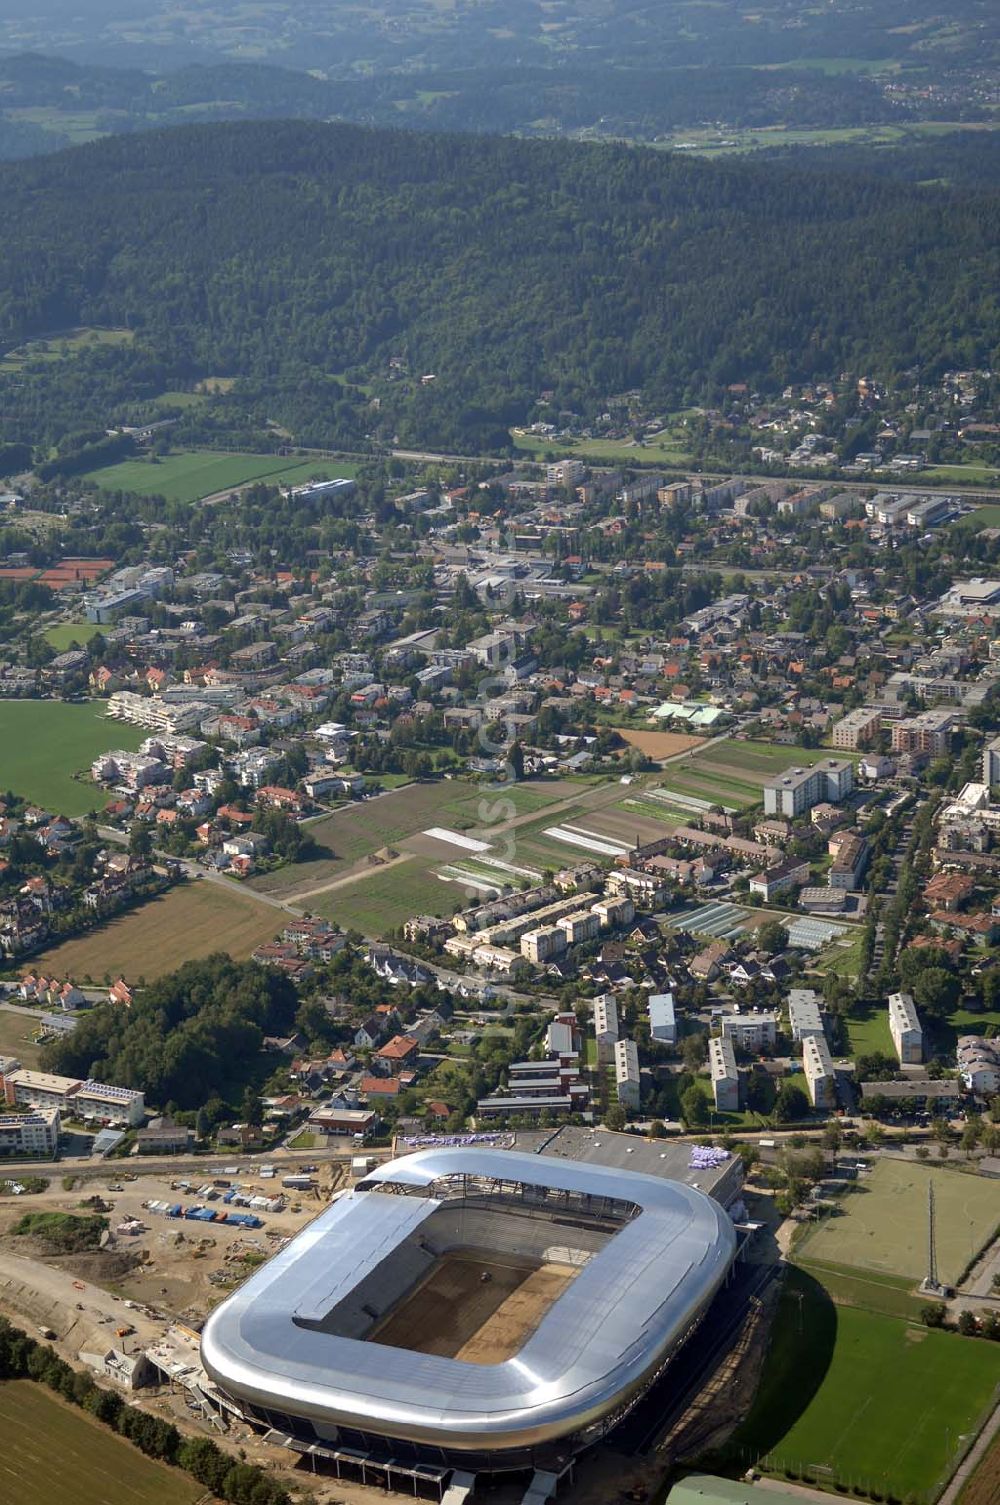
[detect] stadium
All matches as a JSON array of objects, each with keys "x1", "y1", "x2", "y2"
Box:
[{"x1": 201, "y1": 1147, "x2": 737, "y2": 1484}]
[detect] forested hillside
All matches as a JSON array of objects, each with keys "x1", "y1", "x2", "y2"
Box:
[{"x1": 0, "y1": 120, "x2": 998, "y2": 452}]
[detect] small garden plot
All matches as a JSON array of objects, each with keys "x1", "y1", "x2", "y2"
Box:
[
  {"x1": 437, "y1": 864, "x2": 506, "y2": 894},
  {"x1": 665, "y1": 900, "x2": 753, "y2": 940},
  {"x1": 422, "y1": 827, "x2": 492, "y2": 852},
  {"x1": 543, "y1": 825, "x2": 631, "y2": 859}
]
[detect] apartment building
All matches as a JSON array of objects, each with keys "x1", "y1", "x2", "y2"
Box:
[
  {"x1": 890, "y1": 709, "x2": 954, "y2": 757},
  {"x1": 709, "y1": 1037, "x2": 740, "y2": 1113},
  {"x1": 614, "y1": 1038, "x2": 641, "y2": 1112},
  {"x1": 749, "y1": 856, "x2": 810, "y2": 901},
  {"x1": 521, "y1": 926, "x2": 568, "y2": 964},
  {"x1": 763, "y1": 759, "x2": 854, "y2": 818},
  {"x1": 803, "y1": 1033, "x2": 837, "y2": 1109},
  {"x1": 829, "y1": 832, "x2": 869, "y2": 891},
  {"x1": 648, "y1": 992, "x2": 677, "y2": 1045},
  {"x1": 592, "y1": 994, "x2": 619, "y2": 1064},
  {"x1": 831, "y1": 707, "x2": 882, "y2": 750},
  {"x1": 91, "y1": 749, "x2": 171, "y2": 791},
  {"x1": 0, "y1": 1107, "x2": 60, "y2": 1158},
  {"x1": 787, "y1": 988, "x2": 824, "y2": 1043},
  {"x1": 888, "y1": 992, "x2": 923, "y2": 1065},
  {"x1": 106, "y1": 691, "x2": 208, "y2": 734},
  {"x1": 957, "y1": 1036, "x2": 1000, "y2": 1096},
  {"x1": 983, "y1": 734, "x2": 1000, "y2": 787},
  {"x1": 2, "y1": 1069, "x2": 144, "y2": 1126},
  {"x1": 720, "y1": 1011, "x2": 778, "y2": 1052}
]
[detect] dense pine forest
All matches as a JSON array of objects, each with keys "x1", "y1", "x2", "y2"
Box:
[{"x1": 0, "y1": 120, "x2": 998, "y2": 452}]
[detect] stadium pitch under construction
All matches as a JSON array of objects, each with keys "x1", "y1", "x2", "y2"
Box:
[{"x1": 201, "y1": 1145, "x2": 744, "y2": 1499}]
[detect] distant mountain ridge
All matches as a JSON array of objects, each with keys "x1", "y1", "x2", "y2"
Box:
[{"x1": 0, "y1": 47, "x2": 997, "y2": 166}]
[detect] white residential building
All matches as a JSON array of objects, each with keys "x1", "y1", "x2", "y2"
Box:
[
  {"x1": 788, "y1": 988, "x2": 825, "y2": 1044},
  {"x1": 0, "y1": 1106, "x2": 59, "y2": 1157},
  {"x1": 803, "y1": 1033, "x2": 837, "y2": 1109},
  {"x1": 957, "y1": 1036, "x2": 1000, "y2": 1096},
  {"x1": 1, "y1": 1069, "x2": 144, "y2": 1127},
  {"x1": 720, "y1": 1011, "x2": 778, "y2": 1052},
  {"x1": 983, "y1": 735, "x2": 1000, "y2": 787},
  {"x1": 888, "y1": 992, "x2": 923, "y2": 1065},
  {"x1": 521, "y1": 926, "x2": 568, "y2": 964},
  {"x1": 709, "y1": 1037, "x2": 739, "y2": 1113},
  {"x1": 106, "y1": 691, "x2": 209, "y2": 734},
  {"x1": 762, "y1": 759, "x2": 854, "y2": 818},
  {"x1": 614, "y1": 1038, "x2": 641, "y2": 1112},
  {"x1": 91, "y1": 749, "x2": 170, "y2": 791},
  {"x1": 592, "y1": 994, "x2": 619, "y2": 1064},
  {"x1": 647, "y1": 992, "x2": 677, "y2": 1045},
  {"x1": 545, "y1": 1015, "x2": 579, "y2": 1062}
]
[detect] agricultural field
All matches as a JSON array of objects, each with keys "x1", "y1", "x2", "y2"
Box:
[
  {"x1": 31, "y1": 880, "x2": 280, "y2": 982},
  {"x1": 617, "y1": 729, "x2": 704, "y2": 761},
  {"x1": 688, "y1": 738, "x2": 843, "y2": 780},
  {"x1": 651, "y1": 119, "x2": 1000, "y2": 160},
  {"x1": 960, "y1": 1431, "x2": 1000, "y2": 1505},
  {"x1": 652, "y1": 767, "x2": 764, "y2": 812},
  {"x1": 0, "y1": 700, "x2": 144, "y2": 816},
  {"x1": 795, "y1": 1159, "x2": 1000, "y2": 1286},
  {"x1": 81, "y1": 449, "x2": 359, "y2": 504},
  {"x1": 511, "y1": 427, "x2": 692, "y2": 468},
  {"x1": 251, "y1": 774, "x2": 670, "y2": 934},
  {"x1": 256, "y1": 777, "x2": 598, "y2": 901},
  {"x1": 253, "y1": 780, "x2": 489, "y2": 896},
  {"x1": 0, "y1": 1380, "x2": 200, "y2": 1505},
  {"x1": 308, "y1": 855, "x2": 450, "y2": 935},
  {"x1": 726, "y1": 1267, "x2": 999, "y2": 1501}
]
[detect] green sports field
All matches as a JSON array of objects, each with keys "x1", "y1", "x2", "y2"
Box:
[
  {"x1": 42, "y1": 621, "x2": 91, "y2": 651},
  {"x1": 727, "y1": 1268, "x2": 1000, "y2": 1500},
  {"x1": 81, "y1": 448, "x2": 359, "y2": 504},
  {"x1": 0, "y1": 1381, "x2": 199, "y2": 1505},
  {"x1": 795, "y1": 1159, "x2": 1000, "y2": 1286},
  {"x1": 0, "y1": 700, "x2": 144, "y2": 815}
]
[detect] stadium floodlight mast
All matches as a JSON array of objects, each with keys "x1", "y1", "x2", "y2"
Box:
[{"x1": 920, "y1": 1180, "x2": 945, "y2": 1296}]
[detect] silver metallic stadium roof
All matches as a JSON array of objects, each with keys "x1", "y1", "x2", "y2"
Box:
[{"x1": 201, "y1": 1147, "x2": 736, "y2": 1452}]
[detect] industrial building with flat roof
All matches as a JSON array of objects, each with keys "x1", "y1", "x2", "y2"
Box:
[{"x1": 201, "y1": 1147, "x2": 737, "y2": 1472}]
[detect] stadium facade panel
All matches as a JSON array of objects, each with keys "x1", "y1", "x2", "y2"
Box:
[{"x1": 201, "y1": 1147, "x2": 737, "y2": 1459}]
